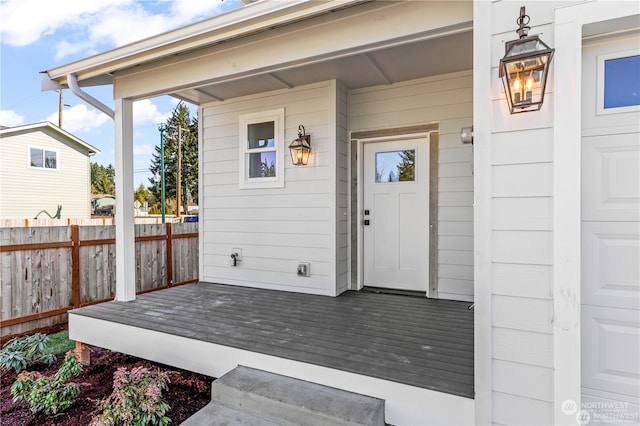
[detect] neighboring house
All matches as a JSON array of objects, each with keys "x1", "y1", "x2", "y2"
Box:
[
  {"x1": 41, "y1": 1, "x2": 639, "y2": 425},
  {"x1": 0, "y1": 122, "x2": 99, "y2": 220}
]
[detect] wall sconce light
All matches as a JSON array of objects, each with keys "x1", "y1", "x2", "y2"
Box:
[
  {"x1": 499, "y1": 6, "x2": 555, "y2": 114},
  {"x1": 289, "y1": 125, "x2": 311, "y2": 166}
]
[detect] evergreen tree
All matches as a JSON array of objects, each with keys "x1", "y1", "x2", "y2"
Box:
[
  {"x1": 91, "y1": 163, "x2": 115, "y2": 194},
  {"x1": 148, "y1": 102, "x2": 198, "y2": 215},
  {"x1": 134, "y1": 183, "x2": 153, "y2": 205},
  {"x1": 396, "y1": 150, "x2": 415, "y2": 181}
]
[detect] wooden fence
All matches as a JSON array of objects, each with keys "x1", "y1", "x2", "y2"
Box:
[
  {"x1": 0, "y1": 222, "x2": 198, "y2": 336},
  {"x1": 0, "y1": 216, "x2": 180, "y2": 228}
]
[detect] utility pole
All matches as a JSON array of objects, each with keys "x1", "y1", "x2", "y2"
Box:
[
  {"x1": 160, "y1": 128, "x2": 166, "y2": 224},
  {"x1": 177, "y1": 125, "x2": 182, "y2": 218},
  {"x1": 58, "y1": 90, "x2": 63, "y2": 128},
  {"x1": 58, "y1": 90, "x2": 70, "y2": 128}
]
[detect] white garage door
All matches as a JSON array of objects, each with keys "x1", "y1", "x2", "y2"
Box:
[{"x1": 581, "y1": 30, "x2": 640, "y2": 423}]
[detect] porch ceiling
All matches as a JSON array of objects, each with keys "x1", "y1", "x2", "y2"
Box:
[{"x1": 172, "y1": 29, "x2": 473, "y2": 104}]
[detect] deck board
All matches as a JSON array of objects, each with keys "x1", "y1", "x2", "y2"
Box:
[{"x1": 71, "y1": 282, "x2": 474, "y2": 398}]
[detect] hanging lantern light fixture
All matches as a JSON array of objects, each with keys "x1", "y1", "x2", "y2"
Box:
[
  {"x1": 499, "y1": 6, "x2": 555, "y2": 114},
  {"x1": 289, "y1": 125, "x2": 311, "y2": 166}
]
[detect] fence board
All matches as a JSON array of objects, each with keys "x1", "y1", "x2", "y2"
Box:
[
  {"x1": 79, "y1": 225, "x2": 116, "y2": 304},
  {"x1": 173, "y1": 223, "x2": 199, "y2": 284},
  {"x1": 136, "y1": 224, "x2": 166, "y2": 292},
  {"x1": 1, "y1": 223, "x2": 198, "y2": 336}
]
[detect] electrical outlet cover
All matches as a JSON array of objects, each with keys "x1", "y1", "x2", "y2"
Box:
[{"x1": 297, "y1": 262, "x2": 310, "y2": 277}]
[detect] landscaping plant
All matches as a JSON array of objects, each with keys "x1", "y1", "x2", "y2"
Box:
[
  {"x1": 0, "y1": 333, "x2": 56, "y2": 373},
  {"x1": 91, "y1": 366, "x2": 171, "y2": 426},
  {"x1": 10, "y1": 353, "x2": 82, "y2": 415}
]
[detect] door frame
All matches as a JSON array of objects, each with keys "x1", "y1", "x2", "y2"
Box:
[
  {"x1": 350, "y1": 124, "x2": 439, "y2": 297},
  {"x1": 554, "y1": 3, "x2": 639, "y2": 424}
]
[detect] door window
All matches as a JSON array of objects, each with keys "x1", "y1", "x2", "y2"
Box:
[{"x1": 375, "y1": 150, "x2": 415, "y2": 183}]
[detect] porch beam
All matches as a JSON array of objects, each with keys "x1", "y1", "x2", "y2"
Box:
[
  {"x1": 363, "y1": 54, "x2": 391, "y2": 85},
  {"x1": 266, "y1": 73, "x2": 294, "y2": 89},
  {"x1": 114, "y1": 97, "x2": 136, "y2": 302}
]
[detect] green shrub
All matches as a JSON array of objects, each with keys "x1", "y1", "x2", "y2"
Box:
[
  {"x1": 0, "y1": 333, "x2": 56, "y2": 373},
  {"x1": 91, "y1": 366, "x2": 171, "y2": 426},
  {"x1": 11, "y1": 353, "x2": 82, "y2": 415}
]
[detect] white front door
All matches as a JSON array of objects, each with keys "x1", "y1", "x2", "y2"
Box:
[
  {"x1": 581, "y1": 31, "x2": 640, "y2": 420},
  {"x1": 362, "y1": 137, "x2": 429, "y2": 293}
]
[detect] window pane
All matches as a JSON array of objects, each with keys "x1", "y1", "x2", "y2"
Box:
[
  {"x1": 249, "y1": 151, "x2": 277, "y2": 178},
  {"x1": 375, "y1": 150, "x2": 415, "y2": 183},
  {"x1": 44, "y1": 151, "x2": 57, "y2": 169},
  {"x1": 604, "y1": 55, "x2": 640, "y2": 109},
  {"x1": 30, "y1": 148, "x2": 43, "y2": 167},
  {"x1": 248, "y1": 121, "x2": 275, "y2": 149}
]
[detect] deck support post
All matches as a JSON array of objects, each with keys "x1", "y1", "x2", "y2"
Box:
[
  {"x1": 74, "y1": 341, "x2": 90, "y2": 366},
  {"x1": 114, "y1": 97, "x2": 136, "y2": 301}
]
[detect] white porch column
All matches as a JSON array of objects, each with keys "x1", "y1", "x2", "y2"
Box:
[{"x1": 114, "y1": 97, "x2": 136, "y2": 301}]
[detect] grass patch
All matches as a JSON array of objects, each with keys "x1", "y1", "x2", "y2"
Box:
[{"x1": 43, "y1": 331, "x2": 76, "y2": 356}]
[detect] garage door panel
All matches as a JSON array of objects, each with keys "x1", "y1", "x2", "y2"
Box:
[
  {"x1": 582, "y1": 31, "x2": 640, "y2": 413},
  {"x1": 581, "y1": 391, "x2": 640, "y2": 425},
  {"x1": 582, "y1": 133, "x2": 640, "y2": 222},
  {"x1": 581, "y1": 305, "x2": 640, "y2": 399},
  {"x1": 581, "y1": 222, "x2": 640, "y2": 309}
]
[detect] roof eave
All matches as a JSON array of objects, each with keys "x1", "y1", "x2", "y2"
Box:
[
  {"x1": 0, "y1": 122, "x2": 101, "y2": 155},
  {"x1": 43, "y1": 0, "x2": 367, "y2": 88}
]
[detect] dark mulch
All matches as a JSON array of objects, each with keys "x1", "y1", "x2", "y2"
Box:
[{"x1": 0, "y1": 323, "x2": 213, "y2": 425}]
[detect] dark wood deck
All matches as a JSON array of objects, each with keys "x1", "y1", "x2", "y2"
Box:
[{"x1": 71, "y1": 282, "x2": 474, "y2": 398}]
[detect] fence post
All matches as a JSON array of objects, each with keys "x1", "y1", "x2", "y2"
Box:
[
  {"x1": 71, "y1": 225, "x2": 81, "y2": 308},
  {"x1": 166, "y1": 222, "x2": 173, "y2": 286}
]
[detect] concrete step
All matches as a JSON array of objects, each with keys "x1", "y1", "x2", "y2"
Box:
[
  {"x1": 181, "y1": 401, "x2": 280, "y2": 426},
  {"x1": 184, "y1": 365, "x2": 385, "y2": 426}
]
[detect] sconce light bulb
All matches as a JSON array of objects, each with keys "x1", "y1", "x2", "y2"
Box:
[
  {"x1": 526, "y1": 76, "x2": 534, "y2": 90},
  {"x1": 513, "y1": 78, "x2": 522, "y2": 92}
]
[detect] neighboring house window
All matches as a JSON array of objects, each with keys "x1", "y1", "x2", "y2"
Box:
[
  {"x1": 239, "y1": 109, "x2": 285, "y2": 188},
  {"x1": 597, "y1": 49, "x2": 640, "y2": 115},
  {"x1": 29, "y1": 147, "x2": 58, "y2": 170}
]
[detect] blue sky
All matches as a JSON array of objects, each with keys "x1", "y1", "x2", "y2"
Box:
[{"x1": 0, "y1": 0, "x2": 244, "y2": 189}]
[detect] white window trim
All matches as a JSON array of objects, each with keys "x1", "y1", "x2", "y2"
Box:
[
  {"x1": 238, "y1": 108, "x2": 285, "y2": 189},
  {"x1": 596, "y1": 48, "x2": 640, "y2": 115},
  {"x1": 27, "y1": 145, "x2": 59, "y2": 171}
]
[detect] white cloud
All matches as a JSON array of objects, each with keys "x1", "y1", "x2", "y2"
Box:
[
  {"x1": 133, "y1": 144, "x2": 154, "y2": 156},
  {"x1": 0, "y1": 109, "x2": 26, "y2": 127},
  {"x1": 133, "y1": 99, "x2": 170, "y2": 126},
  {"x1": 54, "y1": 40, "x2": 92, "y2": 61},
  {"x1": 0, "y1": 0, "x2": 132, "y2": 47},
  {"x1": 1, "y1": 0, "x2": 228, "y2": 60},
  {"x1": 46, "y1": 104, "x2": 109, "y2": 132},
  {"x1": 87, "y1": 4, "x2": 172, "y2": 48}
]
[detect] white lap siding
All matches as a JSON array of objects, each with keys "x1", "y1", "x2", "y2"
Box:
[
  {"x1": 350, "y1": 70, "x2": 474, "y2": 301},
  {"x1": 475, "y1": 1, "x2": 564, "y2": 423},
  {"x1": 0, "y1": 129, "x2": 92, "y2": 220},
  {"x1": 199, "y1": 81, "x2": 347, "y2": 296}
]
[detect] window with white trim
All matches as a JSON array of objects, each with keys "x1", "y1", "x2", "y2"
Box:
[
  {"x1": 597, "y1": 49, "x2": 640, "y2": 115},
  {"x1": 239, "y1": 109, "x2": 285, "y2": 188},
  {"x1": 29, "y1": 146, "x2": 58, "y2": 170}
]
